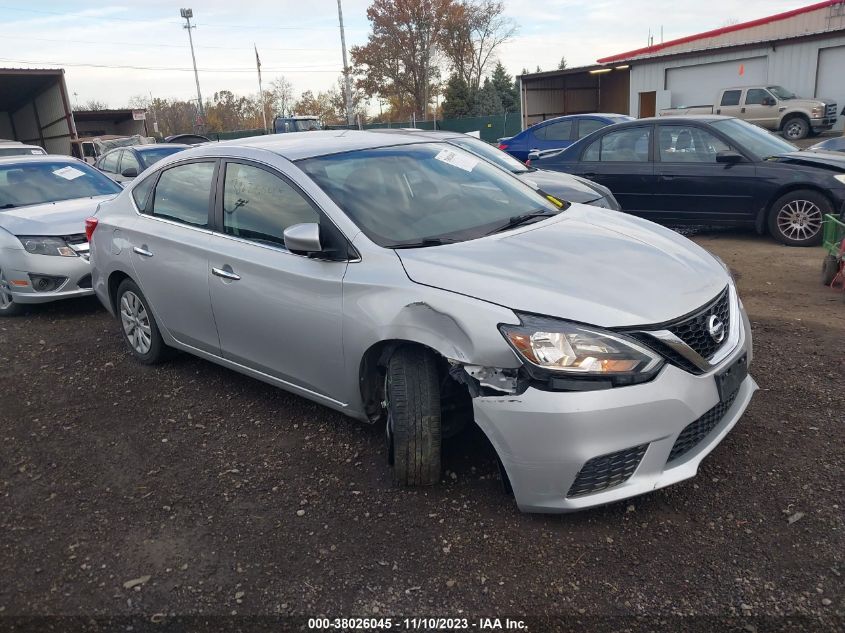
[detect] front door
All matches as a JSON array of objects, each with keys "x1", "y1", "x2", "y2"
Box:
[
  {"x1": 128, "y1": 160, "x2": 221, "y2": 354},
  {"x1": 742, "y1": 88, "x2": 780, "y2": 128},
  {"x1": 207, "y1": 160, "x2": 347, "y2": 402},
  {"x1": 651, "y1": 123, "x2": 758, "y2": 223}
]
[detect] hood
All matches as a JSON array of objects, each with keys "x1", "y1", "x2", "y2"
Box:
[
  {"x1": 771, "y1": 151, "x2": 845, "y2": 171},
  {"x1": 0, "y1": 195, "x2": 114, "y2": 236},
  {"x1": 396, "y1": 205, "x2": 729, "y2": 328},
  {"x1": 516, "y1": 170, "x2": 602, "y2": 204}
]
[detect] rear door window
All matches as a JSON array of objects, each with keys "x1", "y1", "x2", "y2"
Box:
[
  {"x1": 577, "y1": 119, "x2": 606, "y2": 139},
  {"x1": 535, "y1": 120, "x2": 573, "y2": 142},
  {"x1": 150, "y1": 162, "x2": 215, "y2": 227},
  {"x1": 121, "y1": 150, "x2": 141, "y2": 175},
  {"x1": 100, "y1": 151, "x2": 119, "y2": 173},
  {"x1": 720, "y1": 90, "x2": 742, "y2": 107},
  {"x1": 583, "y1": 127, "x2": 651, "y2": 162}
]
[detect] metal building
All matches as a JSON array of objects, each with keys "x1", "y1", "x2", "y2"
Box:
[
  {"x1": 597, "y1": 0, "x2": 845, "y2": 128},
  {"x1": 0, "y1": 68, "x2": 76, "y2": 154}
]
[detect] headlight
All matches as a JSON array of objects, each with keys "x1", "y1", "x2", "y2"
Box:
[
  {"x1": 500, "y1": 315, "x2": 663, "y2": 378},
  {"x1": 834, "y1": 174, "x2": 845, "y2": 185},
  {"x1": 811, "y1": 106, "x2": 823, "y2": 117},
  {"x1": 18, "y1": 236, "x2": 77, "y2": 257}
]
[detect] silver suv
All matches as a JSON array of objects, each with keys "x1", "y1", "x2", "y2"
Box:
[{"x1": 89, "y1": 131, "x2": 756, "y2": 513}]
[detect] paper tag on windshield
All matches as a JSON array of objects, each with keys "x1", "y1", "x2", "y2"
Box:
[
  {"x1": 52, "y1": 166, "x2": 86, "y2": 180},
  {"x1": 434, "y1": 149, "x2": 478, "y2": 172}
]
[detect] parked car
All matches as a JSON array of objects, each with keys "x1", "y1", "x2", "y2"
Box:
[
  {"x1": 95, "y1": 144, "x2": 190, "y2": 183},
  {"x1": 532, "y1": 116, "x2": 845, "y2": 246},
  {"x1": 498, "y1": 113, "x2": 633, "y2": 162},
  {"x1": 273, "y1": 116, "x2": 321, "y2": 133},
  {"x1": 0, "y1": 141, "x2": 47, "y2": 157},
  {"x1": 0, "y1": 155, "x2": 122, "y2": 315},
  {"x1": 89, "y1": 131, "x2": 756, "y2": 513},
  {"x1": 659, "y1": 86, "x2": 838, "y2": 140},
  {"x1": 370, "y1": 129, "x2": 620, "y2": 209},
  {"x1": 164, "y1": 134, "x2": 211, "y2": 145},
  {"x1": 808, "y1": 136, "x2": 845, "y2": 153}
]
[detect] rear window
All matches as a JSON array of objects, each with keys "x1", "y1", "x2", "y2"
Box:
[
  {"x1": 0, "y1": 161, "x2": 121, "y2": 209},
  {"x1": 138, "y1": 146, "x2": 187, "y2": 169}
]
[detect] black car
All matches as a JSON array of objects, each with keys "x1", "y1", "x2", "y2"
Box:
[
  {"x1": 95, "y1": 144, "x2": 189, "y2": 183},
  {"x1": 369, "y1": 129, "x2": 621, "y2": 210},
  {"x1": 534, "y1": 116, "x2": 845, "y2": 246},
  {"x1": 808, "y1": 136, "x2": 845, "y2": 153}
]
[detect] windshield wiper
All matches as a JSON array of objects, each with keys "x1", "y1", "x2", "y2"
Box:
[
  {"x1": 390, "y1": 237, "x2": 460, "y2": 249},
  {"x1": 485, "y1": 209, "x2": 558, "y2": 236}
]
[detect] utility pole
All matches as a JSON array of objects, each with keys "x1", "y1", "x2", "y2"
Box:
[
  {"x1": 180, "y1": 8, "x2": 205, "y2": 127},
  {"x1": 336, "y1": 0, "x2": 355, "y2": 127}
]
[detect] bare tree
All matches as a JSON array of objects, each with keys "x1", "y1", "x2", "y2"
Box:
[{"x1": 76, "y1": 99, "x2": 109, "y2": 111}]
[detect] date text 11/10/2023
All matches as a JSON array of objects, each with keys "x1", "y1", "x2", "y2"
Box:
[{"x1": 307, "y1": 617, "x2": 528, "y2": 630}]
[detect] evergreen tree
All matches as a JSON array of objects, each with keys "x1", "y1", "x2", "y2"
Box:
[
  {"x1": 442, "y1": 74, "x2": 474, "y2": 118},
  {"x1": 557, "y1": 56, "x2": 568, "y2": 70},
  {"x1": 490, "y1": 61, "x2": 518, "y2": 113},
  {"x1": 472, "y1": 78, "x2": 503, "y2": 116}
]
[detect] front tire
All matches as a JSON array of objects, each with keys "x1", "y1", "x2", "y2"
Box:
[
  {"x1": 0, "y1": 267, "x2": 23, "y2": 317},
  {"x1": 768, "y1": 190, "x2": 828, "y2": 246},
  {"x1": 385, "y1": 346, "x2": 442, "y2": 486},
  {"x1": 782, "y1": 116, "x2": 810, "y2": 141},
  {"x1": 116, "y1": 279, "x2": 170, "y2": 364}
]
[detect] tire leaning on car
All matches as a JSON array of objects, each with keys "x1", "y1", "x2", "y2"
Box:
[
  {"x1": 768, "y1": 189, "x2": 829, "y2": 247},
  {"x1": 0, "y1": 267, "x2": 23, "y2": 317},
  {"x1": 385, "y1": 346, "x2": 443, "y2": 486},
  {"x1": 115, "y1": 278, "x2": 171, "y2": 364}
]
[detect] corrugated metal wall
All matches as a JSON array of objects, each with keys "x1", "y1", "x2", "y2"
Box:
[
  {"x1": 1, "y1": 72, "x2": 74, "y2": 154},
  {"x1": 628, "y1": 33, "x2": 845, "y2": 116}
]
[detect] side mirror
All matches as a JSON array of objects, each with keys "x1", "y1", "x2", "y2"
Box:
[
  {"x1": 526, "y1": 149, "x2": 541, "y2": 166},
  {"x1": 284, "y1": 223, "x2": 322, "y2": 255},
  {"x1": 763, "y1": 97, "x2": 776, "y2": 106},
  {"x1": 121, "y1": 167, "x2": 138, "y2": 178},
  {"x1": 716, "y1": 150, "x2": 743, "y2": 164}
]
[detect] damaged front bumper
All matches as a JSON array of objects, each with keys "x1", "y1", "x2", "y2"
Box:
[{"x1": 470, "y1": 308, "x2": 756, "y2": 513}]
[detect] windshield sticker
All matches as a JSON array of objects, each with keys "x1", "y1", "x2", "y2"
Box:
[
  {"x1": 30, "y1": 149, "x2": 41, "y2": 154},
  {"x1": 52, "y1": 166, "x2": 86, "y2": 180},
  {"x1": 434, "y1": 149, "x2": 478, "y2": 172}
]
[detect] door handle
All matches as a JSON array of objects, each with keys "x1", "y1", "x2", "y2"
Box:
[
  {"x1": 659, "y1": 175, "x2": 677, "y2": 181},
  {"x1": 212, "y1": 266, "x2": 241, "y2": 281},
  {"x1": 582, "y1": 172, "x2": 597, "y2": 179},
  {"x1": 741, "y1": 107, "x2": 746, "y2": 114},
  {"x1": 133, "y1": 246, "x2": 153, "y2": 257}
]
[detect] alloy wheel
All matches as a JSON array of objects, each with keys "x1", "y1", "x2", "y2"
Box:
[
  {"x1": 0, "y1": 269, "x2": 14, "y2": 310},
  {"x1": 776, "y1": 199, "x2": 822, "y2": 243},
  {"x1": 120, "y1": 290, "x2": 152, "y2": 354}
]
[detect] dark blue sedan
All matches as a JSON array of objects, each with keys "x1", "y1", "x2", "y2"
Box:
[
  {"x1": 498, "y1": 113, "x2": 633, "y2": 162},
  {"x1": 808, "y1": 136, "x2": 845, "y2": 153},
  {"x1": 532, "y1": 116, "x2": 845, "y2": 247}
]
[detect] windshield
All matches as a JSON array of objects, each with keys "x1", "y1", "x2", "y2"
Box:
[
  {"x1": 293, "y1": 119, "x2": 321, "y2": 132},
  {"x1": 298, "y1": 143, "x2": 559, "y2": 247},
  {"x1": 767, "y1": 85, "x2": 797, "y2": 100},
  {"x1": 0, "y1": 161, "x2": 121, "y2": 209},
  {"x1": 709, "y1": 118, "x2": 797, "y2": 159},
  {"x1": 446, "y1": 135, "x2": 530, "y2": 173},
  {"x1": 139, "y1": 146, "x2": 187, "y2": 169}
]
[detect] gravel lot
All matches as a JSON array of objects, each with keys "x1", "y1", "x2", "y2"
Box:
[{"x1": 1, "y1": 229, "x2": 843, "y2": 632}]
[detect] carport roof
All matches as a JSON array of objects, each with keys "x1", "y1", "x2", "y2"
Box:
[{"x1": 0, "y1": 68, "x2": 65, "y2": 112}]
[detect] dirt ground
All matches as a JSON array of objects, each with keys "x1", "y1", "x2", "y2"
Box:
[{"x1": 0, "y1": 228, "x2": 843, "y2": 632}]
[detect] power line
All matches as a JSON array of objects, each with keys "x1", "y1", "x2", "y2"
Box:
[
  {"x1": 0, "y1": 58, "x2": 342, "y2": 73},
  {"x1": 0, "y1": 5, "x2": 356, "y2": 31},
  {"x1": 0, "y1": 34, "x2": 338, "y2": 52}
]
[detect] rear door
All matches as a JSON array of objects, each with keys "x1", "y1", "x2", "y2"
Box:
[
  {"x1": 652, "y1": 122, "x2": 758, "y2": 223},
  {"x1": 533, "y1": 119, "x2": 575, "y2": 153},
  {"x1": 569, "y1": 125, "x2": 656, "y2": 214},
  {"x1": 127, "y1": 160, "x2": 221, "y2": 354},
  {"x1": 207, "y1": 159, "x2": 348, "y2": 402},
  {"x1": 715, "y1": 89, "x2": 743, "y2": 118}
]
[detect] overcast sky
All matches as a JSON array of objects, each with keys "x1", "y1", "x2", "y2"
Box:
[{"x1": 0, "y1": 0, "x2": 809, "y2": 108}]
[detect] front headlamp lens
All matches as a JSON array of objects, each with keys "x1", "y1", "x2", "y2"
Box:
[{"x1": 19, "y1": 236, "x2": 77, "y2": 257}]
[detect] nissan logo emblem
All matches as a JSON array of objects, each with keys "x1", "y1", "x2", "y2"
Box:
[{"x1": 707, "y1": 315, "x2": 725, "y2": 343}]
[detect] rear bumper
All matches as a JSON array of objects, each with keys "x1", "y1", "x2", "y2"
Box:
[{"x1": 473, "y1": 303, "x2": 756, "y2": 513}]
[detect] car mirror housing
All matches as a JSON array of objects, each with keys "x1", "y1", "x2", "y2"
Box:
[
  {"x1": 527, "y1": 150, "x2": 541, "y2": 164},
  {"x1": 284, "y1": 222, "x2": 322, "y2": 255},
  {"x1": 121, "y1": 167, "x2": 138, "y2": 178},
  {"x1": 716, "y1": 150, "x2": 744, "y2": 164}
]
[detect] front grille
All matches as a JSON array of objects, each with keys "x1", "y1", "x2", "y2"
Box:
[
  {"x1": 826, "y1": 103, "x2": 838, "y2": 118},
  {"x1": 666, "y1": 287, "x2": 730, "y2": 360},
  {"x1": 567, "y1": 444, "x2": 648, "y2": 498},
  {"x1": 668, "y1": 392, "x2": 738, "y2": 463},
  {"x1": 629, "y1": 334, "x2": 702, "y2": 375}
]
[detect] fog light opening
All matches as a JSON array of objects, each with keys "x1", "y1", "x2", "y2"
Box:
[{"x1": 28, "y1": 274, "x2": 67, "y2": 293}]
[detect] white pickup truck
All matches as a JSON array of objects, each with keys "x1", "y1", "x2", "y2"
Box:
[{"x1": 659, "y1": 85, "x2": 838, "y2": 140}]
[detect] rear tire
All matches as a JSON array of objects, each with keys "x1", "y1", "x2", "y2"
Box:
[
  {"x1": 767, "y1": 189, "x2": 829, "y2": 246},
  {"x1": 116, "y1": 279, "x2": 170, "y2": 364},
  {"x1": 385, "y1": 346, "x2": 442, "y2": 486},
  {"x1": 822, "y1": 254, "x2": 839, "y2": 286},
  {"x1": 0, "y1": 267, "x2": 24, "y2": 317},
  {"x1": 782, "y1": 116, "x2": 809, "y2": 141}
]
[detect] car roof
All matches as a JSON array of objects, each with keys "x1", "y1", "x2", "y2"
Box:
[
  {"x1": 0, "y1": 154, "x2": 83, "y2": 165},
  {"x1": 197, "y1": 130, "x2": 434, "y2": 161},
  {"x1": 367, "y1": 129, "x2": 464, "y2": 140},
  {"x1": 135, "y1": 144, "x2": 190, "y2": 152},
  {"x1": 619, "y1": 115, "x2": 736, "y2": 125}
]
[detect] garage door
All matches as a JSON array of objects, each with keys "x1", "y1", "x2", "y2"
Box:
[
  {"x1": 665, "y1": 57, "x2": 768, "y2": 108},
  {"x1": 816, "y1": 45, "x2": 845, "y2": 132}
]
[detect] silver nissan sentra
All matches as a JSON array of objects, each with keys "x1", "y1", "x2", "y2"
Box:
[{"x1": 89, "y1": 130, "x2": 757, "y2": 513}]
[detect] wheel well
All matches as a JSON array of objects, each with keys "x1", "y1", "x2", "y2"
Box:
[
  {"x1": 765, "y1": 184, "x2": 834, "y2": 224},
  {"x1": 107, "y1": 270, "x2": 132, "y2": 313},
  {"x1": 780, "y1": 112, "x2": 809, "y2": 129}
]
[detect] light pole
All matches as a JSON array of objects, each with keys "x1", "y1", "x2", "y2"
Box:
[
  {"x1": 336, "y1": 0, "x2": 355, "y2": 127},
  {"x1": 180, "y1": 8, "x2": 205, "y2": 126}
]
